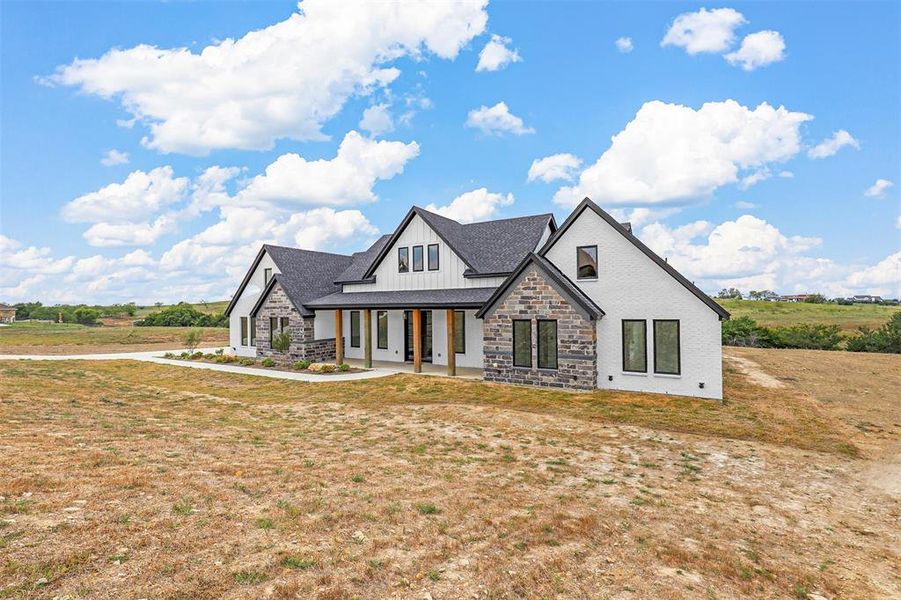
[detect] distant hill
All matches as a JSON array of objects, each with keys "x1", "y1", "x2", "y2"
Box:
[{"x1": 716, "y1": 299, "x2": 900, "y2": 331}]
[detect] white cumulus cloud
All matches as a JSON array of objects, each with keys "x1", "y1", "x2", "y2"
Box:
[
  {"x1": 235, "y1": 131, "x2": 419, "y2": 207},
  {"x1": 553, "y1": 99, "x2": 812, "y2": 208},
  {"x1": 807, "y1": 129, "x2": 860, "y2": 159},
  {"x1": 425, "y1": 188, "x2": 514, "y2": 223},
  {"x1": 846, "y1": 251, "x2": 901, "y2": 292},
  {"x1": 100, "y1": 149, "x2": 129, "y2": 166},
  {"x1": 527, "y1": 153, "x2": 582, "y2": 183},
  {"x1": 725, "y1": 30, "x2": 786, "y2": 70},
  {"x1": 615, "y1": 37, "x2": 634, "y2": 53},
  {"x1": 476, "y1": 34, "x2": 522, "y2": 72},
  {"x1": 865, "y1": 178, "x2": 894, "y2": 198},
  {"x1": 661, "y1": 7, "x2": 747, "y2": 54},
  {"x1": 359, "y1": 104, "x2": 394, "y2": 137},
  {"x1": 465, "y1": 101, "x2": 534, "y2": 136},
  {"x1": 61, "y1": 166, "x2": 189, "y2": 224},
  {"x1": 47, "y1": 0, "x2": 488, "y2": 155}
]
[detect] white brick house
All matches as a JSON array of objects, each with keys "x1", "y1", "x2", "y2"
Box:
[{"x1": 225, "y1": 198, "x2": 729, "y2": 399}]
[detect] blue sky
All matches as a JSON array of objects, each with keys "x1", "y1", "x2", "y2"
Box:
[{"x1": 1, "y1": 0, "x2": 898, "y2": 304}]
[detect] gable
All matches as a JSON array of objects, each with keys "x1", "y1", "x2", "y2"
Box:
[
  {"x1": 540, "y1": 198, "x2": 729, "y2": 320},
  {"x1": 224, "y1": 247, "x2": 280, "y2": 316}
]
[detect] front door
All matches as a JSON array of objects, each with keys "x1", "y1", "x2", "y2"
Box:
[{"x1": 403, "y1": 310, "x2": 432, "y2": 362}]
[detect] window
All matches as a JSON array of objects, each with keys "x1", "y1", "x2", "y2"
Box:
[
  {"x1": 250, "y1": 318, "x2": 256, "y2": 345},
  {"x1": 269, "y1": 316, "x2": 278, "y2": 343},
  {"x1": 241, "y1": 317, "x2": 249, "y2": 346},
  {"x1": 537, "y1": 320, "x2": 558, "y2": 369},
  {"x1": 428, "y1": 244, "x2": 439, "y2": 271},
  {"x1": 654, "y1": 320, "x2": 681, "y2": 375},
  {"x1": 280, "y1": 317, "x2": 289, "y2": 332},
  {"x1": 263, "y1": 267, "x2": 273, "y2": 285},
  {"x1": 412, "y1": 245, "x2": 424, "y2": 271},
  {"x1": 513, "y1": 319, "x2": 532, "y2": 367},
  {"x1": 377, "y1": 311, "x2": 388, "y2": 349},
  {"x1": 350, "y1": 311, "x2": 361, "y2": 347},
  {"x1": 454, "y1": 310, "x2": 465, "y2": 354},
  {"x1": 577, "y1": 245, "x2": 598, "y2": 279},
  {"x1": 398, "y1": 247, "x2": 409, "y2": 273},
  {"x1": 622, "y1": 320, "x2": 647, "y2": 373}
]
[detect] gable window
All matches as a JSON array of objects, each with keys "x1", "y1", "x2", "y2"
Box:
[
  {"x1": 654, "y1": 320, "x2": 681, "y2": 375},
  {"x1": 281, "y1": 317, "x2": 289, "y2": 332},
  {"x1": 512, "y1": 319, "x2": 532, "y2": 368},
  {"x1": 398, "y1": 247, "x2": 409, "y2": 273},
  {"x1": 577, "y1": 245, "x2": 598, "y2": 279},
  {"x1": 270, "y1": 317, "x2": 289, "y2": 343},
  {"x1": 454, "y1": 310, "x2": 465, "y2": 354},
  {"x1": 622, "y1": 319, "x2": 647, "y2": 373},
  {"x1": 250, "y1": 318, "x2": 256, "y2": 346},
  {"x1": 377, "y1": 311, "x2": 388, "y2": 349},
  {"x1": 241, "y1": 317, "x2": 249, "y2": 346},
  {"x1": 412, "y1": 245, "x2": 424, "y2": 271},
  {"x1": 263, "y1": 267, "x2": 273, "y2": 285},
  {"x1": 537, "y1": 320, "x2": 558, "y2": 369},
  {"x1": 350, "y1": 311, "x2": 361, "y2": 348},
  {"x1": 428, "y1": 244, "x2": 439, "y2": 271}
]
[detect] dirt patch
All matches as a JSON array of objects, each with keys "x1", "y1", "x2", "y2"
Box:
[{"x1": 724, "y1": 352, "x2": 786, "y2": 388}]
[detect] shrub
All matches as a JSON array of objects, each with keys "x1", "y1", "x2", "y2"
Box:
[
  {"x1": 271, "y1": 331, "x2": 292, "y2": 354},
  {"x1": 319, "y1": 364, "x2": 336, "y2": 374},
  {"x1": 339, "y1": 363, "x2": 351, "y2": 372},
  {"x1": 215, "y1": 348, "x2": 224, "y2": 356},
  {"x1": 293, "y1": 360, "x2": 311, "y2": 370},
  {"x1": 184, "y1": 329, "x2": 203, "y2": 353},
  {"x1": 846, "y1": 313, "x2": 901, "y2": 353},
  {"x1": 179, "y1": 351, "x2": 191, "y2": 359},
  {"x1": 261, "y1": 357, "x2": 276, "y2": 368},
  {"x1": 163, "y1": 352, "x2": 175, "y2": 359},
  {"x1": 768, "y1": 323, "x2": 841, "y2": 350},
  {"x1": 191, "y1": 351, "x2": 204, "y2": 360},
  {"x1": 721, "y1": 316, "x2": 764, "y2": 347},
  {"x1": 239, "y1": 358, "x2": 256, "y2": 366},
  {"x1": 72, "y1": 307, "x2": 100, "y2": 325},
  {"x1": 203, "y1": 353, "x2": 215, "y2": 360},
  {"x1": 136, "y1": 302, "x2": 228, "y2": 327}
]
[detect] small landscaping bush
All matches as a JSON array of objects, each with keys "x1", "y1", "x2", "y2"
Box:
[
  {"x1": 293, "y1": 360, "x2": 311, "y2": 370},
  {"x1": 271, "y1": 331, "x2": 291, "y2": 354},
  {"x1": 191, "y1": 351, "x2": 204, "y2": 360},
  {"x1": 179, "y1": 351, "x2": 190, "y2": 359},
  {"x1": 163, "y1": 352, "x2": 174, "y2": 359},
  {"x1": 261, "y1": 357, "x2": 276, "y2": 368},
  {"x1": 318, "y1": 364, "x2": 336, "y2": 373},
  {"x1": 183, "y1": 329, "x2": 203, "y2": 353},
  {"x1": 338, "y1": 363, "x2": 351, "y2": 372},
  {"x1": 239, "y1": 358, "x2": 256, "y2": 366}
]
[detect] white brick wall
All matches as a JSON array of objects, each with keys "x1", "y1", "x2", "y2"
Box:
[
  {"x1": 228, "y1": 252, "x2": 279, "y2": 357},
  {"x1": 544, "y1": 209, "x2": 723, "y2": 399}
]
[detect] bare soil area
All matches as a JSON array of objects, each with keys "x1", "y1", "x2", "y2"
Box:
[{"x1": 0, "y1": 348, "x2": 897, "y2": 599}]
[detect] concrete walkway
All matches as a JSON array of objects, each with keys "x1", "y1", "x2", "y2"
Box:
[{"x1": 0, "y1": 348, "x2": 397, "y2": 383}]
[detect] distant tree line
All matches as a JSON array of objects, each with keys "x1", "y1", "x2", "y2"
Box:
[
  {"x1": 723, "y1": 313, "x2": 901, "y2": 353},
  {"x1": 14, "y1": 302, "x2": 137, "y2": 325},
  {"x1": 136, "y1": 303, "x2": 228, "y2": 328}
]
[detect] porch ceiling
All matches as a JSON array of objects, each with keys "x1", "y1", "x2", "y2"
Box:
[{"x1": 304, "y1": 287, "x2": 497, "y2": 310}]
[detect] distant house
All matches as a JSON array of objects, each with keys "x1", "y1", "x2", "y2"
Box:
[
  {"x1": 778, "y1": 294, "x2": 814, "y2": 303},
  {"x1": 0, "y1": 304, "x2": 16, "y2": 324},
  {"x1": 851, "y1": 294, "x2": 883, "y2": 304},
  {"x1": 225, "y1": 198, "x2": 730, "y2": 399}
]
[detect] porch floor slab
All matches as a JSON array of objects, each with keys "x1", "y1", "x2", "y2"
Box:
[{"x1": 343, "y1": 358, "x2": 484, "y2": 379}]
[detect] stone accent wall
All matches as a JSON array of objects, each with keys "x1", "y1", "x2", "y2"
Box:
[
  {"x1": 255, "y1": 282, "x2": 336, "y2": 363},
  {"x1": 483, "y1": 267, "x2": 597, "y2": 391}
]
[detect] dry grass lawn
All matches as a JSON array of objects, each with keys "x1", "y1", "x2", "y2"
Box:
[
  {"x1": 0, "y1": 323, "x2": 228, "y2": 355},
  {"x1": 0, "y1": 349, "x2": 898, "y2": 599}
]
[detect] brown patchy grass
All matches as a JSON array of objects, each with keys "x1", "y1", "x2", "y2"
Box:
[
  {"x1": 0, "y1": 350, "x2": 898, "y2": 599},
  {"x1": 0, "y1": 323, "x2": 228, "y2": 355}
]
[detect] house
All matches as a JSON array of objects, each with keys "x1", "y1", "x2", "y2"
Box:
[
  {"x1": 851, "y1": 294, "x2": 883, "y2": 304},
  {"x1": 225, "y1": 198, "x2": 729, "y2": 399},
  {"x1": 0, "y1": 304, "x2": 16, "y2": 324},
  {"x1": 778, "y1": 294, "x2": 814, "y2": 303}
]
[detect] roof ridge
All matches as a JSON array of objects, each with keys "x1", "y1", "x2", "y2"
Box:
[{"x1": 262, "y1": 243, "x2": 352, "y2": 259}]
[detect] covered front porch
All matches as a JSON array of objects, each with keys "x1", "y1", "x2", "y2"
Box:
[{"x1": 305, "y1": 288, "x2": 495, "y2": 378}]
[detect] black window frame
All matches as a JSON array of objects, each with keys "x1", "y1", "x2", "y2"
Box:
[
  {"x1": 263, "y1": 267, "x2": 273, "y2": 285},
  {"x1": 653, "y1": 319, "x2": 681, "y2": 375},
  {"x1": 537, "y1": 319, "x2": 558, "y2": 370},
  {"x1": 350, "y1": 310, "x2": 361, "y2": 348},
  {"x1": 269, "y1": 316, "x2": 278, "y2": 343},
  {"x1": 250, "y1": 317, "x2": 256, "y2": 346},
  {"x1": 398, "y1": 247, "x2": 409, "y2": 273},
  {"x1": 241, "y1": 317, "x2": 249, "y2": 346},
  {"x1": 576, "y1": 245, "x2": 598, "y2": 280},
  {"x1": 512, "y1": 319, "x2": 532, "y2": 368},
  {"x1": 622, "y1": 319, "x2": 647, "y2": 373},
  {"x1": 377, "y1": 310, "x2": 388, "y2": 349},
  {"x1": 427, "y1": 243, "x2": 440, "y2": 271},
  {"x1": 412, "y1": 245, "x2": 424, "y2": 272},
  {"x1": 280, "y1": 317, "x2": 289, "y2": 332},
  {"x1": 454, "y1": 310, "x2": 465, "y2": 354}
]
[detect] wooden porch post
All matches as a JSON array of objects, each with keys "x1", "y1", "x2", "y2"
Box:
[
  {"x1": 412, "y1": 308, "x2": 422, "y2": 373},
  {"x1": 363, "y1": 309, "x2": 372, "y2": 368},
  {"x1": 335, "y1": 309, "x2": 344, "y2": 365},
  {"x1": 446, "y1": 309, "x2": 456, "y2": 377}
]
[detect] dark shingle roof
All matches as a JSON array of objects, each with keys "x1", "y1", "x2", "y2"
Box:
[
  {"x1": 358, "y1": 207, "x2": 555, "y2": 281},
  {"x1": 476, "y1": 253, "x2": 604, "y2": 320},
  {"x1": 263, "y1": 245, "x2": 354, "y2": 316},
  {"x1": 305, "y1": 287, "x2": 497, "y2": 309},
  {"x1": 334, "y1": 234, "x2": 391, "y2": 283}
]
